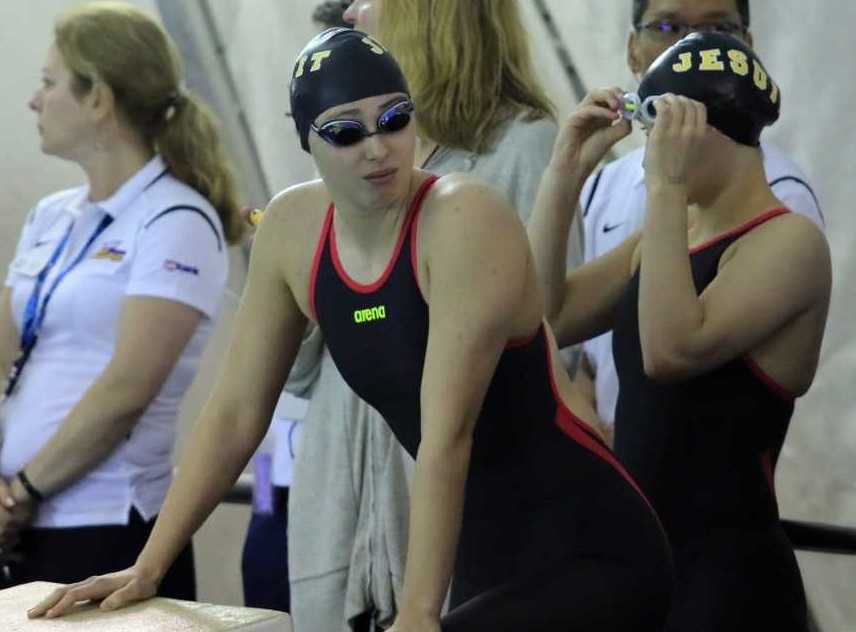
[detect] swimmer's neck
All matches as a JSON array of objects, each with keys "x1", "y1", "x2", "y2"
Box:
[
  {"x1": 689, "y1": 149, "x2": 781, "y2": 238},
  {"x1": 329, "y1": 171, "x2": 422, "y2": 255}
]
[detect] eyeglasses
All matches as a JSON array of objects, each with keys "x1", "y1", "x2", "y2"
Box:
[
  {"x1": 311, "y1": 99, "x2": 414, "y2": 148},
  {"x1": 636, "y1": 19, "x2": 747, "y2": 40}
]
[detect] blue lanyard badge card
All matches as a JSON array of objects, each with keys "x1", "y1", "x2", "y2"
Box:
[{"x1": 3, "y1": 214, "x2": 113, "y2": 400}]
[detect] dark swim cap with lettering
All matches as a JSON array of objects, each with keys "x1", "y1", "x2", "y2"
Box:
[
  {"x1": 290, "y1": 28, "x2": 410, "y2": 153},
  {"x1": 638, "y1": 32, "x2": 780, "y2": 146}
]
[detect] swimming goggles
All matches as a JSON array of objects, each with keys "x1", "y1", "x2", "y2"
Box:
[
  {"x1": 619, "y1": 92, "x2": 661, "y2": 128},
  {"x1": 311, "y1": 99, "x2": 414, "y2": 147}
]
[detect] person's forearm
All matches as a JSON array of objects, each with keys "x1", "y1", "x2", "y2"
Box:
[
  {"x1": 23, "y1": 371, "x2": 158, "y2": 497},
  {"x1": 639, "y1": 183, "x2": 703, "y2": 371},
  {"x1": 527, "y1": 163, "x2": 586, "y2": 321},
  {"x1": 397, "y1": 435, "x2": 472, "y2": 623},
  {"x1": 136, "y1": 399, "x2": 267, "y2": 582}
]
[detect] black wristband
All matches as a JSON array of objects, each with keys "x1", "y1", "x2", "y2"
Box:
[{"x1": 16, "y1": 469, "x2": 44, "y2": 503}]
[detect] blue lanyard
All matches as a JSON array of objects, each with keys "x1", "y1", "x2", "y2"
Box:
[{"x1": 4, "y1": 213, "x2": 113, "y2": 397}]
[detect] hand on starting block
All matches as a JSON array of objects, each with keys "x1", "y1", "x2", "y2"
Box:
[
  {"x1": 5, "y1": 580, "x2": 292, "y2": 630},
  {"x1": 27, "y1": 566, "x2": 158, "y2": 618}
]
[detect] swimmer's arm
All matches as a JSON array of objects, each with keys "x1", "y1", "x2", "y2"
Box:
[
  {"x1": 527, "y1": 152, "x2": 587, "y2": 322},
  {"x1": 132, "y1": 204, "x2": 307, "y2": 582},
  {"x1": 530, "y1": 162, "x2": 636, "y2": 348},
  {"x1": 551, "y1": 233, "x2": 640, "y2": 348},
  {"x1": 639, "y1": 184, "x2": 831, "y2": 381},
  {"x1": 395, "y1": 185, "x2": 528, "y2": 627},
  {"x1": 29, "y1": 199, "x2": 307, "y2": 618},
  {"x1": 528, "y1": 89, "x2": 631, "y2": 347}
]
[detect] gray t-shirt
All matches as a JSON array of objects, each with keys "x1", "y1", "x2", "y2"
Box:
[{"x1": 425, "y1": 113, "x2": 584, "y2": 273}]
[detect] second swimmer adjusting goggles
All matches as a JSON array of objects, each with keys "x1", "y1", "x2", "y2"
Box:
[{"x1": 619, "y1": 31, "x2": 780, "y2": 146}]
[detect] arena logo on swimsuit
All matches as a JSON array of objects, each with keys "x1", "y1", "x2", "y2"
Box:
[
  {"x1": 294, "y1": 35, "x2": 387, "y2": 78},
  {"x1": 353, "y1": 305, "x2": 387, "y2": 324},
  {"x1": 672, "y1": 47, "x2": 779, "y2": 104}
]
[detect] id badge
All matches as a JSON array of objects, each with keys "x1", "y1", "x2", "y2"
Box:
[{"x1": 252, "y1": 453, "x2": 274, "y2": 515}]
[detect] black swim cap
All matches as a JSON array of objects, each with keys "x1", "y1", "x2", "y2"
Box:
[
  {"x1": 290, "y1": 28, "x2": 410, "y2": 153},
  {"x1": 638, "y1": 32, "x2": 780, "y2": 146}
]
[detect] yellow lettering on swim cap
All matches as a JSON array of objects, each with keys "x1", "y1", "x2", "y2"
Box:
[
  {"x1": 699, "y1": 48, "x2": 725, "y2": 71},
  {"x1": 728, "y1": 49, "x2": 749, "y2": 76},
  {"x1": 295, "y1": 55, "x2": 308, "y2": 78},
  {"x1": 361, "y1": 36, "x2": 385, "y2": 55},
  {"x1": 309, "y1": 50, "x2": 333, "y2": 72},
  {"x1": 672, "y1": 52, "x2": 693, "y2": 73},
  {"x1": 769, "y1": 80, "x2": 780, "y2": 105},
  {"x1": 753, "y1": 60, "x2": 768, "y2": 90}
]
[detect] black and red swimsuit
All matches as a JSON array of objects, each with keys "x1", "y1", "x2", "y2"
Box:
[
  {"x1": 613, "y1": 208, "x2": 808, "y2": 631},
  {"x1": 311, "y1": 175, "x2": 672, "y2": 631}
]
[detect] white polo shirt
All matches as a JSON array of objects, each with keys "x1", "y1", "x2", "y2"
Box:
[
  {"x1": 0, "y1": 155, "x2": 228, "y2": 528},
  {"x1": 581, "y1": 143, "x2": 825, "y2": 427}
]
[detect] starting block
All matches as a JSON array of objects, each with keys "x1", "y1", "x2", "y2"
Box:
[{"x1": 0, "y1": 582, "x2": 292, "y2": 631}]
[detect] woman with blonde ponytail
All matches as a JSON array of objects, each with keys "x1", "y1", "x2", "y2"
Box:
[{"x1": 0, "y1": 1, "x2": 240, "y2": 597}]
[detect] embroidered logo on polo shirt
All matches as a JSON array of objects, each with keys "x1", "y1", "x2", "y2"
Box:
[
  {"x1": 163, "y1": 259, "x2": 199, "y2": 275},
  {"x1": 93, "y1": 241, "x2": 127, "y2": 262}
]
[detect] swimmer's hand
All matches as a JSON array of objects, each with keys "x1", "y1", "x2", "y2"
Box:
[
  {"x1": 552, "y1": 87, "x2": 631, "y2": 179},
  {"x1": 644, "y1": 94, "x2": 708, "y2": 188},
  {"x1": 27, "y1": 565, "x2": 160, "y2": 619}
]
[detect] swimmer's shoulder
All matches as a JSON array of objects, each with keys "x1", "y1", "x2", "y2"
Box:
[
  {"x1": 421, "y1": 171, "x2": 523, "y2": 233},
  {"x1": 418, "y1": 172, "x2": 531, "y2": 273},
  {"x1": 254, "y1": 179, "x2": 330, "y2": 268},
  {"x1": 265, "y1": 178, "x2": 330, "y2": 230}
]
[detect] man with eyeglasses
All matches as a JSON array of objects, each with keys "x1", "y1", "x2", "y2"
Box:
[{"x1": 577, "y1": 0, "x2": 825, "y2": 443}]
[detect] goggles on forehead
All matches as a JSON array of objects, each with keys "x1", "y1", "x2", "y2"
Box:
[{"x1": 311, "y1": 99, "x2": 414, "y2": 148}]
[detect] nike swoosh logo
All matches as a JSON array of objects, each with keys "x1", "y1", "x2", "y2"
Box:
[{"x1": 602, "y1": 223, "x2": 623, "y2": 234}]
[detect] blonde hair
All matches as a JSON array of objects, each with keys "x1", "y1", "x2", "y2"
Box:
[
  {"x1": 55, "y1": 1, "x2": 242, "y2": 244},
  {"x1": 377, "y1": 0, "x2": 554, "y2": 153}
]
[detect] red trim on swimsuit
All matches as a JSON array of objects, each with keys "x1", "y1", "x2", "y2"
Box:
[
  {"x1": 543, "y1": 329, "x2": 654, "y2": 510},
  {"x1": 688, "y1": 208, "x2": 790, "y2": 255},
  {"x1": 330, "y1": 177, "x2": 439, "y2": 294},
  {"x1": 309, "y1": 205, "x2": 335, "y2": 322},
  {"x1": 743, "y1": 357, "x2": 795, "y2": 402},
  {"x1": 408, "y1": 177, "x2": 440, "y2": 300}
]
